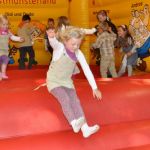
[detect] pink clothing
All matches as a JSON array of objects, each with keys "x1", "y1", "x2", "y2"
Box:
[
  {"x1": 0, "y1": 55, "x2": 9, "y2": 64},
  {"x1": 0, "y1": 29, "x2": 8, "y2": 35}
]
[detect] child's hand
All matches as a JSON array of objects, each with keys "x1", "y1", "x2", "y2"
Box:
[
  {"x1": 20, "y1": 37, "x2": 24, "y2": 42},
  {"x1": 126, "y1": 52, "x2": 132, "y2": 57},
  {"x1": 45, "y1": 47, "x2": 48, "y2": 51},
  {"x1": 46, "y1": 29, "x2": 55, "y2": 38},
  {"x1": 93, "y1": 89, "x2": 102, "y2": 100}
]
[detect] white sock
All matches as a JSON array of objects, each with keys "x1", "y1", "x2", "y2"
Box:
[
  {"x1": 81, "y1": 123, "x2": 100, "y2": 138},
  {"x1": 71, "y1": 117, "x2": 85, "y2": 133}
]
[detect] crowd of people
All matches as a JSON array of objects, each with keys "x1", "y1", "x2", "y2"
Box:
[{"x1": 91, "y1": 10, "x2": 148, "y2": 78}]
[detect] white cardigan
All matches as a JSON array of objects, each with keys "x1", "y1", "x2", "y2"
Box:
[{"x1": 48, "y1": 36, "x2": 98, "y2": 90}]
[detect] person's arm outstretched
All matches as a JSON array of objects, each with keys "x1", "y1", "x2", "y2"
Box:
[
  {"x1": 76, "y1": 50, "x2": 102, "y2": 100},
  {"x1": 9, "y1": 31, "x2": 24, "y2": 42},
  {"x1": 46, "y1": 29, "x2": 64, "y2": 61},
  {"x1": 46, "y1": 29, "x2": 62, "y2": 50}
]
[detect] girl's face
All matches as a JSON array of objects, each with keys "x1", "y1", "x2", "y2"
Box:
[
  {"x1": 48, "y1": 21, "x2": 54, "y2": 28},
  {"x1": 117, "y1": 27, "x2": 126, "y2": 38},
  {"x1": 64, "y1": 37, "x2": 82, "y2": 52},
  {"x1": 0, "y1": 19, "x2": 8, "y2": 30},
  {"x1": 97, "y1": 14, "x2": 107, "y2": 22}
]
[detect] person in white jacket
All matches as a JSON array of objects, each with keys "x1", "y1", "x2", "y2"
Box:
[
  {"x1": 0, "y1": 14, "x2": 24, "y2": 80},
  {"x1": 46, "y1": 26, "x2": 102, "y2": 138}
]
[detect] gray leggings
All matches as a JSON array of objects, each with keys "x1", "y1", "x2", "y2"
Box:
[
  {"x1": 118, "y1": 64, "x2": 133, "y2": 77},
  {"x1": 51, "y1": 86, "x2": 85, "y2": 124}
]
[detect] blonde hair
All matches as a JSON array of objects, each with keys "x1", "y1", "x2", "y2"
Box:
[
  {"x1": 0, "y1": 14, "x2": 8, "y2": 25},
  {"x1": 58, "y1": 26, "x2": 85, "y2": 42}
]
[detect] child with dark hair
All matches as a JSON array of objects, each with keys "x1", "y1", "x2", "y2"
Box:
[
  {"x1": 96, "y1": 10, "x2": 117, "y2": 35},
  {"x1": 18, "y1": 14, "x2": 37, "y2": 69},
  {"x1": 22, "y1": 14, "x2": 31, "y2": 21},
  {"x1": 116, "y1": 25, "x2": 138, "y2": 76}
]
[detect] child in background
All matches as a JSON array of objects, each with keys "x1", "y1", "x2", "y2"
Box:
[
  {"x1": 0, "y1": 14, "x2": 24, "y2": 80},
  {"x1": 57, "y1": 16, "x2": 70, "y2": 32},
  {"x1": 115, "y1": 25, "x2": 138, "y2": 77},
  {"x1": 44, "y1": 18, "x2": 55, "y2": 59},
  {"x1": 92, "y1": 22, "x2": 117, "y2": 78},
  {"x1": 18, "y1": 14, "x2": 37, "y2": 69},
  {"x1": 96, "y1": 10, "x2": 118, "y2": 36},
  {"x1": 46, "y1": 27, "x2": 102, "y2": 138}
]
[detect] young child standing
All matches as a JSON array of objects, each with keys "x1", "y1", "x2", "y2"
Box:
[
  {"x1": 116, "y1": 25, "x2": 138, "y2": 77},
  {"x1": 0, "y1": 14, "x2": 23, "y2": 80},
  {"x1": 17, "y1": 14, "x2": 37, "y2": 69},
  {"x1": 46, "y1": 27, "x2": 102, "y2": 138},
  {"x1": 92, "y1": 22, "x2": 117, "y2": 78}
]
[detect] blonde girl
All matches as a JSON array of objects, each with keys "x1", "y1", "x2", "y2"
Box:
[
  {"x1": 0, "y1": 14, "x2": 23, "y2": 80},
  {"x1": 46, "y1": 27, "x2": 102, "y2": 138}
]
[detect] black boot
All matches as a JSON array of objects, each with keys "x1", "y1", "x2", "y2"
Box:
[
  {"x1": 32, "y1": 59, "x2": 38, "y2": 65},
  {"x1": 19, "y1": 59, "x2": 25, "y2": 70},
  {"x1": 28, "y1": 58, "x2": 33, "y2": 69}
]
